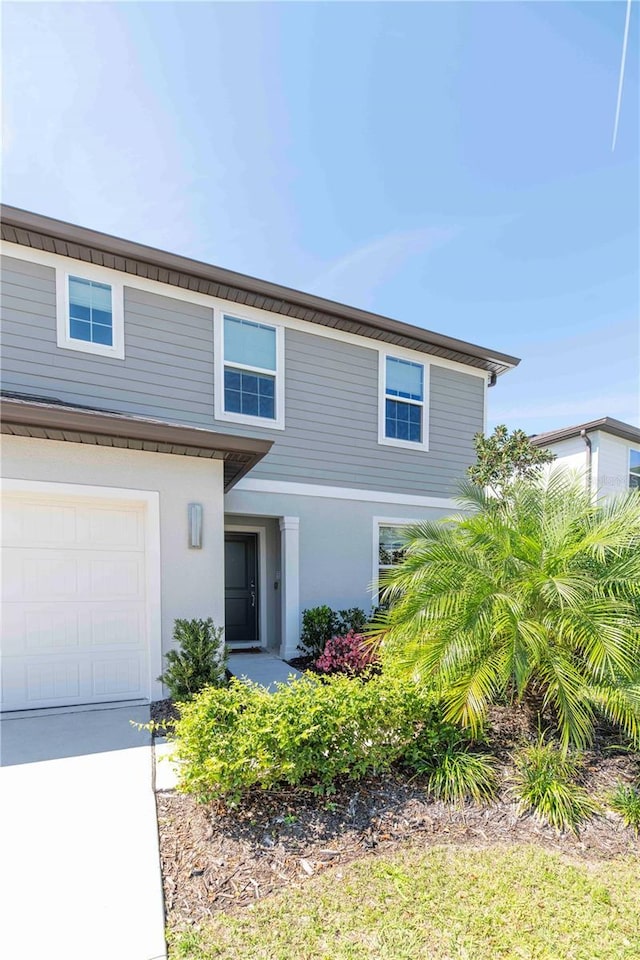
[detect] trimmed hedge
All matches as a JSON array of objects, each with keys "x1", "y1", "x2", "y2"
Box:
[{"x1": 171, "y1": 673, "x2": 446, "y2": 803}]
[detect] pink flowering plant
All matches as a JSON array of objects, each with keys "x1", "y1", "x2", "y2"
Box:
[{"x1": 315, "y1": 630, "x2": 380, "y2": 677}]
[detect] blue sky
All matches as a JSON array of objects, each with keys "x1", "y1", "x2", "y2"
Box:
[{"x1": 2, "y1": 1, "x2": 638, "y2": 431}]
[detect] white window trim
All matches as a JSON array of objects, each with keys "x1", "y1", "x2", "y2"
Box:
[
  {"x1": 55, "y1": 266, "x2": 125, "y2": 360},
  {"x1": 378, "y1": 351, "x2": 430, "y2": 451},
  {"x1": 214, "y1": 311, "x2": 285, "y2": 430},
  {"x1": 372, "y1": 517, "x2": 416, "y2": 603}
]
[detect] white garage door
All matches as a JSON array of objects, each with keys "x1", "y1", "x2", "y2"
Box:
[{"x1": 1, "y1": 491, "x2": 150, "y2": 711}]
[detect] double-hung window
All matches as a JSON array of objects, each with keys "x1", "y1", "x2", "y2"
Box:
[
  {"x1": 630, "y1": 450, "x2": 640, "y2": 490},
  {"x1": 56, "y1": 270, "x2": 124, "y2": 358},
  {"x1": 217, "y1": 314, "x2": 284, "y2": 428},
  {"x1": 379, "y1": 354, "x2": 428, "y2": 449}
]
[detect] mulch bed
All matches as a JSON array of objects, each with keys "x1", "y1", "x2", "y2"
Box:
[
  {"x1": 285, "y1": 655, "x2": 316, "y2": 672},
  {"x1": 155, "y1": 704, "x2": 639, "y2": 927},
  {"x1": 150, "y1": 698, "x2": 180, "y2": 738}
]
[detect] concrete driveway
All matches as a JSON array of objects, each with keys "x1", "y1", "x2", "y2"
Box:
[{"x1": 0, "y1": 704, "x2": 166, "y2": 960}]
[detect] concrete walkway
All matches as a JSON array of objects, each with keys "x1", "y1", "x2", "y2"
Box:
[
  {"x1": 228, "y1": 651, "x2": 302, "y2": 689},
  {"x1": 0, "y1": 705, "x2": 166, "y2": 960}
]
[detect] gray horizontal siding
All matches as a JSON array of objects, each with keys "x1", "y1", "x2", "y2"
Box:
[
  {"x1": 1, "y1": 256, "x2": 216, "y2": 425},
  {"x1": 1, "y1": 254, "x2": 484, "y2": 496},
  {"x1": 208, "y1": 327, "x2": 484, "y2": 496}
]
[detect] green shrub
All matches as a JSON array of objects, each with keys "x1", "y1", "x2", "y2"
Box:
[
  {"x1": 512, "y1": 740, "x2": 599, "y2": 834},
  {"x1": 337, "y1": 607, "x2": 368, "y2": 634},
  {"x1": 609, "y1": 783, "x2": 640, "y2": 833},
  {"x1": 171, "y1": 673, "x2": 442, "y2": 803},
  {"x1": 158, "y1": 618, "x2": 227, "y2": 700},
  {"x1": 404, "y1": 724, "x2": 497, "y2": 803},
  {"x1": 298, "y1": 606, "x2": 369, "y2": 659},
  {"x1": 427, "y1": 751, "x2": 497, "y2": 804},
  {"x1": 299, "y1": 606, "x2": 340, "y2": 659}
]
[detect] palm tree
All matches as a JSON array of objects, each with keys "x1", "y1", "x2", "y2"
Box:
[{"x1": 376, "y1": 471, "x2": 640, "y2": 752}]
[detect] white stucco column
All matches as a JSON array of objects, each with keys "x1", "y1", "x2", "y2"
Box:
[{"x1": 279, "y1": 516, "x2": 300, "y2": 660}]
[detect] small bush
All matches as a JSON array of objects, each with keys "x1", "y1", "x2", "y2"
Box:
[
  {"x1": 404, "y1": 724, "x2": 496, "y2": 803},
  {"x1": 337, "y1": 607, "x2": 368, "y2": 634},
  {"x1": 512, "y1": 741, "x2": 599, "y2": 834},
  {"x1": 158, "y1": 618, "x2": 227, "y2": 700},
  {"x1": 426, "y1": 751, "x2": 497, "y2": 804},
  {"x1": 299, "y1": 606, "x2": 369, "y2": 659},
  {"x1": 299, "y1": 606, "x2": 340, "y2": 659},
  {"x1": 609, "y1": 783, "x2": 640, "y2": 833},
  {"x1": 315, "y1": 631, "x2": 380, "y2": 677},
  {"x1": 171, "y1": 673, "x2": 442, "y2": 803}
]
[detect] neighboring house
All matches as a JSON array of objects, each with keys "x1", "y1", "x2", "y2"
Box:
[
  {"x1": 531, "y1": 418, "x2": 640, "y2": 499},
  {"x1": 0, "y1": 205, "x2": 519, "y2": 711}
]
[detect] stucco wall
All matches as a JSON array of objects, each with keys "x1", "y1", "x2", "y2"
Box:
[
  {"x1": 224, "y1": 487, "x2": 453, "y2": 619},
  {"x1": 1, "y1": 435, "x2": 226, "y2": 673}
]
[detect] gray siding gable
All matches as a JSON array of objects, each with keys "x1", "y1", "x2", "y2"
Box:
[{"x1": 1, "y1": 253, "x2": 484, "y2": 497}]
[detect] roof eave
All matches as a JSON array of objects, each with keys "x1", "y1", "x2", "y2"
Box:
[
  {"x1": 0, "y1": 396, "x2": 273, "y2": 491},
  {"x1": 531, "y1": 417, "x2": 640, "y2": 448},
  {"x1": 0, "y1": 204, "x2": 521, "y2": 377}
]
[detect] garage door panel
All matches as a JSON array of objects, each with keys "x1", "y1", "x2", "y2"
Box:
[
  {"x1": 85, "y1": 506, "x2": 145, "y2": 550},
  {"x1": 1, "y1": 657, "x2": 84, "y2": 708},
  {"x1": 88, "y1": 557, "x2": 144, "y2": 599},
  {"x1": 93, "y1": 658, "x2": 142, "y2": 697},
  {"x1": 2, "y1": 500, "x2": 77, "y2": 547},
  {"x1": 23, "y1": 608, "x2": 81, "y2": 652},
  {"x1": 2, "y1": 604, "x2": 145, "y2": 654},
  {"x1": 90, "y1": 608, "x2": 146, "y2": 647},
  {"x1": 16, "y1": 556, "x2": 79, "y2": 601},
  {"x1": 1, "y1": 491, "x2": 150, "y2": 711},
  {"x1": 3, "y1": 550, "x2": 145, "y2": 602},
  {"x1": 27, "y1": 660, "x2": 83, "y2": 704},
  {"x1": 2, "y1": 649, "x2": 149, "y2": 710},
  {"x1": 2, "y1": 497, "x2": 145, "y2": 551}
]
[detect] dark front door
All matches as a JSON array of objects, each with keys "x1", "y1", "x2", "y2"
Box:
[{"x1": 224, "y1": 533, "x2": 259, "y2": 645}]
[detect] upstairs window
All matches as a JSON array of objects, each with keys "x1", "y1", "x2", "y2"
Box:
[
  {"x1": 56, "y1": 270, "x2": 124, "y2": 359},
  {"x1": 216, "y1": 313, "x2": 284, "y2": 429},
  {"x1": 630, "y1": 449, "x2": 640, "y2": 490},
  {"x1": 379, "y1": 354, "x2": 428, "y2": 449},
  {"x1": 68, "y1": 277, "x2": 113, "y2": 346}
]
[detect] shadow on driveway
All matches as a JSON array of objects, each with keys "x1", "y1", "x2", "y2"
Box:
[{"x1": 0, "y1": 703, "x2": 151, "y2": 766}]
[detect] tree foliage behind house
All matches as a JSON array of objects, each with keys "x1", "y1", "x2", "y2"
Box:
[{"x1": 468, "y1": 424, "x2": 555, "y2": 497}]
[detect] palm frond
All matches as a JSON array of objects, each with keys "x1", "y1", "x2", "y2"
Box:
[{"x1": 377, "y1": 467, "x2": 640, "y2": 750}]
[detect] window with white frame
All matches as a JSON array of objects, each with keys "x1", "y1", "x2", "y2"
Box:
[
  {"x1": 380, "y1": 355, "x2": 427, "y2": 447},
  {"x1": 376, "y1": 523, "x2": 411, "y2": 601},
  {"x1": 68, "y1": 277, "x2": 113, "y2": 345},
  {"x1": 630, "y1": 449, "x2": 640, "y2": 490},
  {"x1": 218, "y1": 313, "x2": 284, "y2": 428},
  {"x1": 56, "y1": 270, "x2": 124, "y2": 358}
]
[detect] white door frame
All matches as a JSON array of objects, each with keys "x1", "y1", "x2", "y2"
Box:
[
  {"x1": 223, "y1": 523, "x2": 268, "y2": 650},
  {"x1": 1, "y1": 478, "x2": 163, "y2": 704}
]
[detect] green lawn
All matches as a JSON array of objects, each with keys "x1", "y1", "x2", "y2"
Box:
[{"x1": 169, "y1": 844, "x2": 640, "y2": 960}]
